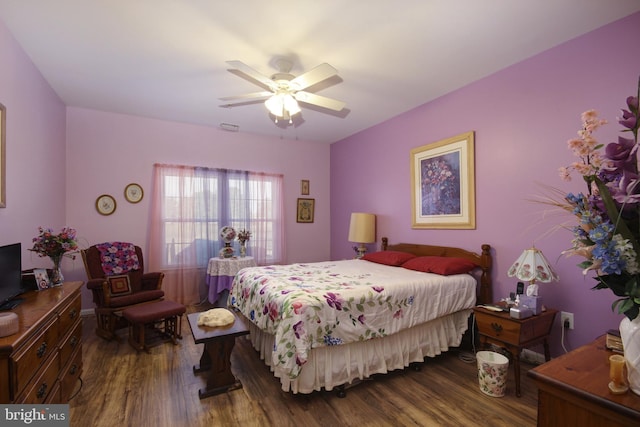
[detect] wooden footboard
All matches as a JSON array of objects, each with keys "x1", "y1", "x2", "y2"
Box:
[{"x1": 381, "y1": 237, "x2": 492, "y2": 305}]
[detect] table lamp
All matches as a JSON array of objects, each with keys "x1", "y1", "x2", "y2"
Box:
[
  {"x1": 507, "y1": 246, "x2": 559, "y2": 314},
  {"x1": 348, "y1": 213, "x2": 376, "y2": 258}
]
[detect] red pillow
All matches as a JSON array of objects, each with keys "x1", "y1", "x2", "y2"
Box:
[
  {"x1": 401, "y1": 256, "x2": 478, "y2": 275},
  {"x1": 362, "y1": 251, "x2": 416, "y2": 266}
]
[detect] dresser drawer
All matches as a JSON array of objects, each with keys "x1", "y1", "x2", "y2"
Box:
[
  {"x1": 59, "y1": 320, "x2": 82, "y2": 369},
  {"x1": 44, "y1": 381, "x2": 61, "y2": 404},
  {"x1": 59, "y1": 348, "x2": 82, "y2": 401},
  {"x1": 16, "y1": 351, "x2": 60, "y2": 404},
  {"x1": 58, "y1": 294, "x2": 81, "y2": 335},
  {"x1": 12, "y1": 315, "x2": 59, "y2": 395}
]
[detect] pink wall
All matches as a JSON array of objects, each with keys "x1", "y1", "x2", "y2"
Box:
[
  {"x1": 63, "y1": 108, "x2": 331, "y2": 307},
  {"x1": 330, "y1": 12, "x2": 640, "y2": 356},
  {"x1": 0, "y1": 19, "x2": 67, "y2": 270}
]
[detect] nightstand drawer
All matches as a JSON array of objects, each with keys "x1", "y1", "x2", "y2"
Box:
[{"x1": 475, "y1": 311, "x2": 526, "y2": 344}]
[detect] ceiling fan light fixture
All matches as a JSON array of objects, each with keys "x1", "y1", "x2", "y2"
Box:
[{"x1": 265, "y1": 93, "x2": 300, "y2": 123}]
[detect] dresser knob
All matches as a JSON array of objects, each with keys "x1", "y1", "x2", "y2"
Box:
[
  {"x1": 69, "y1": 308, "x2": 78, "y2": 319},
  {"x1": 70, "y1": 364, "x2": 78, "y2": 375},
  {"x1": 491, "y1": 322, "x2": 503, "y2": 335},
  {"x1": 36, "y1": 342, "x2": 47, "y2": 358},
  {"x1": 70, "y1": 336, "x2": 79, "y2": 348},
  {"x1": 36, "y1": 382, "x2": 48, "y2": 399}
]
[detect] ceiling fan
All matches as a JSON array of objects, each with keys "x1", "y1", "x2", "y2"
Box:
[{"x1": 220, "y1": 59, "x2": 346, "y2": 124}]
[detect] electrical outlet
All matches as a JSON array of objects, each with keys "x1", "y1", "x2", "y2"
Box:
[{"x1": 561, "y1": 311, "x2": 574, "y2": 330}]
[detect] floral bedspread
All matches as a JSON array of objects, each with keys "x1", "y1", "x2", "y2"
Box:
[{"x1": 229, "y1": 259, "x2": 476, "y2": 379}]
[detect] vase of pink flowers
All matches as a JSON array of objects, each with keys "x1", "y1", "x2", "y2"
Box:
[
  {"x1": 29, "y1": 226, "x2": 79, "y2": 285},
  {"x1": 237, "y1": 229, "x2": 252, "y2": 258}
]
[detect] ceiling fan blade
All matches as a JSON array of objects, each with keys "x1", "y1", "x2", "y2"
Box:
[
  {"x1": 289, "y1": 63, "x2": 338, "y2": 91},
  {"x1": 219, "y1": 91, "x2": 273, "y2": 101},
  {"x1": 294, "y1": 91, "x2": 345, "y2": 111},
  {"x1": 226, "y1": 60, "x2": 276, "y2": 90}
]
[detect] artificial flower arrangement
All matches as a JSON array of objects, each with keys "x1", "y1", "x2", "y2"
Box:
[
  {"x1": 29, "y1": 226, "x2": 79, "y2": 259},
  {"x1": 554, "y1": 77, "x2": 640, "y2": 320},
  {"x1": 237, "y1": 229, "x2": 252, "y2": 244}
]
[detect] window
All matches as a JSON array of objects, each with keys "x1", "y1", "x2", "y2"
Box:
[{"x1": 150, "y1": 164, "x2": 285, "y2": 268}]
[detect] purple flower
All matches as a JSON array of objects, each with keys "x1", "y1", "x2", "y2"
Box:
[
  {"x1": 357, "y1": 314, "x2": 366, "y2": 324},
  {"x1": 605, "y1": 136, "x2": 636, "y2": 169},
  {"x1": 372, "y1": 286, "x2": 384, "y2": 293},
  {"x1": 619, "y1": 109, "x2": 637, "y2": 130},
  {"x1": 293, "y1": 321, "x2": 305, "y2": 338},
  {"x1": 324, "y1": 292, "x2": 343, "y2": 310},
  {"x1": 295, "y1": 354, "x2": 307, "y2": 367}
]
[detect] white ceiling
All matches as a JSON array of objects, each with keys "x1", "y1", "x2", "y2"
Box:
[{"x1": 0, "y1": 1, "x2": 639, "y2": 143}]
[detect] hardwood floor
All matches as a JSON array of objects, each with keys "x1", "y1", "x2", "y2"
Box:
[{"x1": 69, "y1": 307, "x2": 539, "y2": 426}]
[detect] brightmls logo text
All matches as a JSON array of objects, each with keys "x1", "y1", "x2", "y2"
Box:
[{"x1": 1, "y1": 405, "x2": 69, "y2": 426}]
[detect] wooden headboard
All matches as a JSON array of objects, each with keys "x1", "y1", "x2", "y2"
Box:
[{"x1": 381, "y1": 237, "x2": 493, "y2": 305}]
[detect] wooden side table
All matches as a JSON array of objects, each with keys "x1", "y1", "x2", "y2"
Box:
[
  {"x1": 187, "y1": 310, "x2": 250, "y2": 399},
  {"x1": 473, "y1": 305, "x2": 557, "y2": 397},
  {"x1": 205, "y1": 256, "x2": 257, "y2": 304}
]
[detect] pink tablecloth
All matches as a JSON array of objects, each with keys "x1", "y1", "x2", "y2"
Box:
[{"x1": 206, "y1": 256, "x2": 256, "y2": 303}]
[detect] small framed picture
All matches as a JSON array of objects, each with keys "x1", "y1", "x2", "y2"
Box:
[
  {"x1": 296, "y1": 198, "x2": 315, "y2": 223},
  {"x1": 301, "y1": 180, "x2": 310, "y2": 195},
  {"x1": 34, "y1": 268, "x2": 50, "y2": 291},
  {"x1": 125, "y1": 183, "x2": 144, "y2": 203}
]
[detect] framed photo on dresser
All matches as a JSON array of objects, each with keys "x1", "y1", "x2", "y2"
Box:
[{"x1": 34, "y1": 268, "x2": 50, "y2": 290}]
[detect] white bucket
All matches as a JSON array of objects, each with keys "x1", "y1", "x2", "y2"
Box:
[{"x1": 477, "y1": 351, "x2": 509, "y2": 397}]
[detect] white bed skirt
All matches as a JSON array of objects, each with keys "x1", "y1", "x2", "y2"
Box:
[{"x1": 246, "y1": 308, "x2": 472, "y2": 394}]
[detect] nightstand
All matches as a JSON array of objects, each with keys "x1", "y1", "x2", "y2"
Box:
[{"x1": 473, "y1": 305, "x2": 558, "y2": 397}]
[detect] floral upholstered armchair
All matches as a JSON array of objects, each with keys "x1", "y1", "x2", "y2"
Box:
[{"x1": 81, "y1": 242, "x2": 164, "y2": 340}]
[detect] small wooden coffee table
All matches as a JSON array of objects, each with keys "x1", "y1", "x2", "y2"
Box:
[{"x1": 187, "y1": 310, "x2": 250, "y2": 399}]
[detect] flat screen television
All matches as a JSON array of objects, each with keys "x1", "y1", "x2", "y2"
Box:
[{"x1": 0, "y1": 243, "x2": 24, "y2": 310}]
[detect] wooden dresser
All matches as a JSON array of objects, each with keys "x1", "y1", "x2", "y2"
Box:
[
  {"x1": 0, "y1": 281, "x2": 83, "y2": 403},
  {"x1": 529, "y1": 335, "x2": 640, "y2": 427}
]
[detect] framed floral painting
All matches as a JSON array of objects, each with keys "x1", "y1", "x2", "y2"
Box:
[{"x1": 410, "y1": 131, "x2": 475, "y2": 229}]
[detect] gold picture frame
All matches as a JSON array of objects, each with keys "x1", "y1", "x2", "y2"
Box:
[
  {"x1": 301, "y1": 179, "x2": 310, "y2": 195},
  {"x1": 124, "y1": 183, "x2": 144, "y2": 203},
  {"x1": 410, "y1": 131, "x2": 475, "y2": 229},
  {"x1": 0, "y1": 103, "x2": 6, "y2": 208},
  {"x1": 96, "y1": 194, "x2": 117, "y2": 216},
  {"x1": 296, "y1": 198, "x2": 315, "y2": 223}
]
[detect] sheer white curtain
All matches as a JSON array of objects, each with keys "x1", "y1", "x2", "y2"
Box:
[{"x1": 148, "y1": 163, "x2": 285, "y2": 305}]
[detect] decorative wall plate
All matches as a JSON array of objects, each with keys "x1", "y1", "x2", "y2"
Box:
[
  {"x1": 96, "y1": 194, "x2": 116, "y2": 215},
  {"x1": 124, "y1": 183, "x2": 144, "y2": 203}
]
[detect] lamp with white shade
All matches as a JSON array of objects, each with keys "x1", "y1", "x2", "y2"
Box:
[
  {"x1": 507, "y1": 246, "x2": 559, "y2": 314},
  {"x1": 348, "y1": 213, "x2": 376, "y2": 258}
]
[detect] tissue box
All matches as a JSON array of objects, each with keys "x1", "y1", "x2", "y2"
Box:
[
  {"x1": 510, "y1": 307, "x2": 533, "y2": 319},
  {"x1": 519, "y1": 295, "x2": 542, "y2": 315}
]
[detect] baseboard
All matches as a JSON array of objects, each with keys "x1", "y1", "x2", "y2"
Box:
[{"x1": 81, "y1": 308, "x2": 94, "y2": 317}]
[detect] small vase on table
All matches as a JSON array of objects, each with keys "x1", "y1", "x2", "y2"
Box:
[
  {"x1": 49, "y1": 255, "x2": 64, "y2": 286},
  {"x1": 239, "y1": 242, "x2": 247, "y2": 257}
]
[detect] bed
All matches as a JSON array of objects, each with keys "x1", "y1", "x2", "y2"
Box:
[{"x1": 229, "y1": 237, "x2": 492, "y2": 395}]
